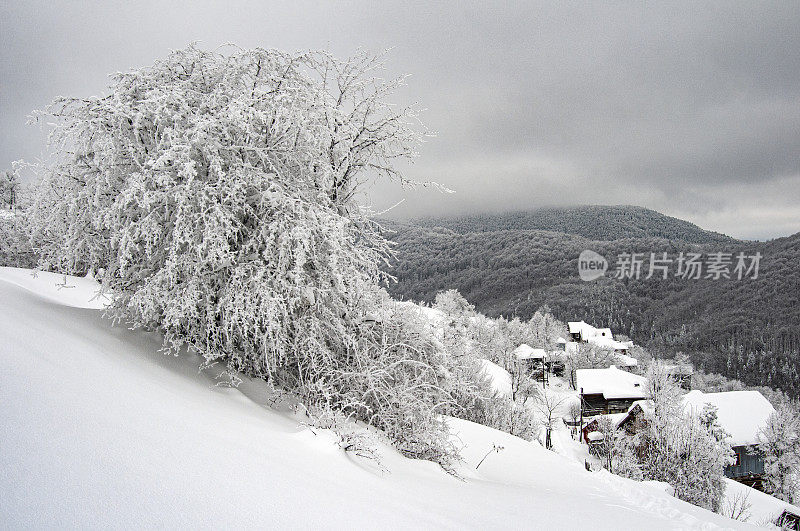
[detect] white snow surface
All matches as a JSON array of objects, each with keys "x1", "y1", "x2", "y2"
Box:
[
  {"x1": 722, "y1": 478, "x2": 800, "y2": 526},
  {"x1": 0, "y1": 266, "x2": 110, "y2": 309},
  {"x1": 0, "y1": 269, "x2": 755, "y2": 529},
  {"x1": 683, "y1": 390, "x2": 775, "y2": 447}
]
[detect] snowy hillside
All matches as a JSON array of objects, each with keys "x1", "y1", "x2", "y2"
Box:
[{"x1": 0, "y1": 267, "x2": 768, "y2": 529}]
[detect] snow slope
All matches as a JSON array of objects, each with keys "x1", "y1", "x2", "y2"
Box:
[
  {"x1": 0, "y1": 267, "x2": 109, "y2": 309},
  {"x1": 0, "y1": 268, "x2": 755, "y2": 529},
  {"x1": 722, "y1": 479, "x2": 798, "y2": 527}
]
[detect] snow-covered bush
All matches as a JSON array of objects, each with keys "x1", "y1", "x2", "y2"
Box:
[
  {"x1": 564, "y1": 343, "x2": 622, "y2": 383},
  {"x1": 759, "y1": 402, "x2": 800, "y2": 504},
  {"x1": 27, "y1": 45, "x2": 466, "y2": 466},
  {"x1": 323, "y1": 294, "x2": 457, "y2": 466},
  {"x1": 0, "y1": 214, "x2": 35, "y2": 268},
  {"x1": 428, "y1": 289, "x2": 541, "y2": 441},
  {"x1": 0, "y1": 182, "x2": 36, "y2": 268}
]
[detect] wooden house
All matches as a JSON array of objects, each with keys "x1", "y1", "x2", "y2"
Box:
[
  {"x1": 568, "y1": 321, "x2": 615, "y2": 343},
  {"x1": 615, "y1": 400, "x2": 653, "y2": 435},
  {"x1": 683, "y1": 390, "x2": 775, "y2": 490},
  {"x1": 575, "y1": 366, "x2": 648, "y2": 417},
  {"x1": 513, "y1": 344, "x2": 547, "y2": 379}
]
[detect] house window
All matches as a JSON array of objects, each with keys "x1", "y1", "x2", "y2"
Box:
[{"x1": 733, "y1": 451, "x2": 741, "y2": 467}]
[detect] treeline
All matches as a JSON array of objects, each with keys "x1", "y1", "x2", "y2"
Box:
[
  {"x1": 408, "y1": 205, "x2": 735, "y2": 244},
  {"x1": 383, "y1": 221, "x2": 800, "y2": 398}
]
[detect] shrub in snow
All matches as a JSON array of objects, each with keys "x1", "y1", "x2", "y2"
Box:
[
  {"x1": 27, "y1": 44, "x2": 464, "y2": 466},
  {"x1": 323, "y1": 293, "x2": 457, "y2": 466},
  {"x1": 564, "y1": 342, "x2": 622, "y2": 382}
]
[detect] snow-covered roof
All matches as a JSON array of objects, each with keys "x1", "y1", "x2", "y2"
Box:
[
  {"x1": 683, "y1": 390, "x2": 775, "y2": 447},
  {"x1": 567, "y1": 321, "x2": 621, "y2": 345},
  {"x1": 575, "y1": 366, "x2": 648, "y2": 400},
  {"x1": 588, "y1": 336, "x2": 630, "y2": 351},
  {"x1": 513, "y1": 344, "x2": 547, "y2": 360},
  {"x1": 556, "y1": 337, "x2": 567, "y2": 344},
  {"x1": 567, "y1": 321, "x2": 586, "y2": 334},
  {"x1": 616, "y1": 354, "x2": 638, "y2": 367}
]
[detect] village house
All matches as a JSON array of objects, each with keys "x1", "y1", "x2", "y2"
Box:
[
  {"x1": 683, "y1": 390, "x2": 775, "y2": 490},
  {"x1": 568, "y1": 321, "x2": 614, "y2": 343},
  {"x1": 615, "y1": 400, "x2": 654, "y2": 435},
  {"x1": 513, "y1": 343, "x2": 547, "y2": 379},
  {"x1": 575, "y1": 366, "x2": 648, "y2": 417},
  {"x1": 565, "y1": 321, "x2": 636, "y2": 365}
]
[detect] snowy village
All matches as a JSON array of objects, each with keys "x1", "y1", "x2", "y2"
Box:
[{"x1": 2, "y1": 3, "x2": 800, "y2": 530}]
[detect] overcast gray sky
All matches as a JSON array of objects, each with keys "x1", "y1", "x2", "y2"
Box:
[{"x1": 1, "y1": 1, "x2": 798, "y2": 240}]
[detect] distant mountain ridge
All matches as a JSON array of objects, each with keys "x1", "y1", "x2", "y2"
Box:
[{"x1": 406, "y1": 205, "x2": 736, "y2": 244}]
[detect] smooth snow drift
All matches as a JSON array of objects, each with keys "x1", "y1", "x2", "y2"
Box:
[{"x1": 0, "y1": 268, "x2": 762, "y2": 529}]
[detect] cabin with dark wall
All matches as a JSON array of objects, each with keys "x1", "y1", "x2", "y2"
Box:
[
  {"x1": 683, "y1": 390, "x2": 775, "y2": 492},
  {"x1": 726, "y1": 445, "x2": 765, "y2": 489},
  {"x1": 575, "y1": 367, "x2": 648, "y2": 417}
]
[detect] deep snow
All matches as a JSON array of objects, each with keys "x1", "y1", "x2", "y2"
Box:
[{"x1": 0, "y1": 267, "x2": 773, "y2": 529}]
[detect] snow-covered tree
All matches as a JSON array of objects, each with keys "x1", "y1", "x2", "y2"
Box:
[
  {"x1": 0, "y1": 169, "x2": 19, "y2": 209},
  {"x1": 28, "y1": 45, "x2": 464, "y2": 465},
  {"x1": 531, "y1": 388, "x2": 568, "y2": 449},
  {"x1": 527, "y1": 306, "x2": 567, "y2": 351},
  {"x1": 759, "y1": 403, "x2": 800, "y2": 504},
  {"x1": 0, "y1": 179, "x2": 36, "y2": 268},
  {"x1": 565, "y1": 343, "x2": 621, "y2": 386},
  {"x1": 613, "y1": 362, "x2": 733, "y2": 512}
]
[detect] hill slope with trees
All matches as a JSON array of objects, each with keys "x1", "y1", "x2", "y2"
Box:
[
  {"x1": 410, "y1": 205, "x2": 736, "y2": 244},
  {"x1": 383, "y1": 211, "x2": 800, "y2": 398}
]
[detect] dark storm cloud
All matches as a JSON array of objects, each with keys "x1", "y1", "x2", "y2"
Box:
[{"x1": 1, "y1": 1, "x2": 798, "y2": 239}]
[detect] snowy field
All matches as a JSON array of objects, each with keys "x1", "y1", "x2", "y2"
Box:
[{"x1": 0, "y1": 267, "x2": 778, "y2": 529}]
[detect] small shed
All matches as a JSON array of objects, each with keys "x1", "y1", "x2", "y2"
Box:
[{"x1": 615, "y1": 400, "x2": 654, "y2": 435}]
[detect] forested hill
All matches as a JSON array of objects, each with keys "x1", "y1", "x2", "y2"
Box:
[
  {"x1": 410, "y1": 205, "x2": 736, "y2": 244},
  {"x1": 382, "y1": 211, "x2": 800, "y2": 398}
]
